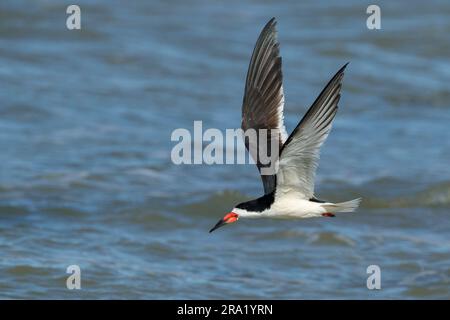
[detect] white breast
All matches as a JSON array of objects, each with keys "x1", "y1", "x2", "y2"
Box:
[{"x1": 269, "y1": 192, "x2": 327, "y2": 219}]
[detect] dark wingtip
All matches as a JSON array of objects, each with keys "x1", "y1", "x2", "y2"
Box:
[
  {"x1": 264, "y1": 17, "x2": 277, "y2": 30},
  {"x1": 331, "y1": 62, "x2": 349, "y2": 83},
  {"x1": 337, "y1": 62, "x2": 349, "y2": 73},
  {"x1": 341, "y1": 62, "x2": 350, "y2": 72}
]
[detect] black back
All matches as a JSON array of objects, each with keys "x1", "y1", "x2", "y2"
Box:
[{"x1": 236, "y1": 191, "x2": 275, "y2": 212}]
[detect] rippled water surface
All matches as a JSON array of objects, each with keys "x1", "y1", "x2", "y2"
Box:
[{"x1": 0, "y1": 0, "x2": 449, "y2": 299}]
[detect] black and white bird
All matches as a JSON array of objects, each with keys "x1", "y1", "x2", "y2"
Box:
[{"x1": 210, "y1": 18, "x2": 361, "y2": 233}]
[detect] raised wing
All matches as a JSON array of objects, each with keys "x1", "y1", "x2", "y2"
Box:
[
  {"x1": 276, "y1": 64, "x2": 348, "y2": 199},
  {"x1": 241, "y1": 18, "x2": 288, "y2": 194}
]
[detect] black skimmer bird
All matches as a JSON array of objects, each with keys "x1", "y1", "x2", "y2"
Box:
[{"x1": 209, "y1": 18, "x2": 361, "y2": 233}]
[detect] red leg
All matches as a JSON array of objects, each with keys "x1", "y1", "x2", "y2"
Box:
[{"x1": 322, "y1": 212, "x2": 335, "y2": 217}]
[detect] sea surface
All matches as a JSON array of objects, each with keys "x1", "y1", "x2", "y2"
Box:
[{"x1": 0, "y1": 0, "x2": 449, "y2": 299}]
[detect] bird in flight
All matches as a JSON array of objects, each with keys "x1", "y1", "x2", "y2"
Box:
[{"x1": 210, "y1": 18, "x2": 361, "y2": 233}]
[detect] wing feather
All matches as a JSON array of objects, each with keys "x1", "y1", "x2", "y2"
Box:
[
  {"x1": 276, "y1": 64, "x2": 348, "y2": 199},
  {"x1": 241, "y1": 18, "x2": 287, "y2": 194}
]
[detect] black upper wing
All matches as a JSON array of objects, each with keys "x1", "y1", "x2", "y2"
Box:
[{"x1": 241, "y1": 18, "x2": 287, "y2": 194}]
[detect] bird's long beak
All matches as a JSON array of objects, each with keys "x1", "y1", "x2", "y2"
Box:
[
  {"x1": 209, "y1": 218, "x2": 227, "y2": 233},
  {"x1": 209, "y1": 212, "x2": 238, "y2": 233}
]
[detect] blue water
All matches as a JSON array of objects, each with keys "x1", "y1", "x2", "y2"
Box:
[{"x1": 0, "y1": 0, "x2": 449, "y2": 299}]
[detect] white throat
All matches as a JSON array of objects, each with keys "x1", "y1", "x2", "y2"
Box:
[{"x1": 232, "y1": 207, "x2": 268, "y2": 219}]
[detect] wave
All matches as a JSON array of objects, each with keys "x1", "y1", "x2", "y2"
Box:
[{"x1": 362, "y1": 180, "x2": 450, "y2": 209}]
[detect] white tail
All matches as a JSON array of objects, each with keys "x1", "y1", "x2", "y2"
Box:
[{"x1": 322, "y1": 198, "x2": 362, "y2": 213}]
